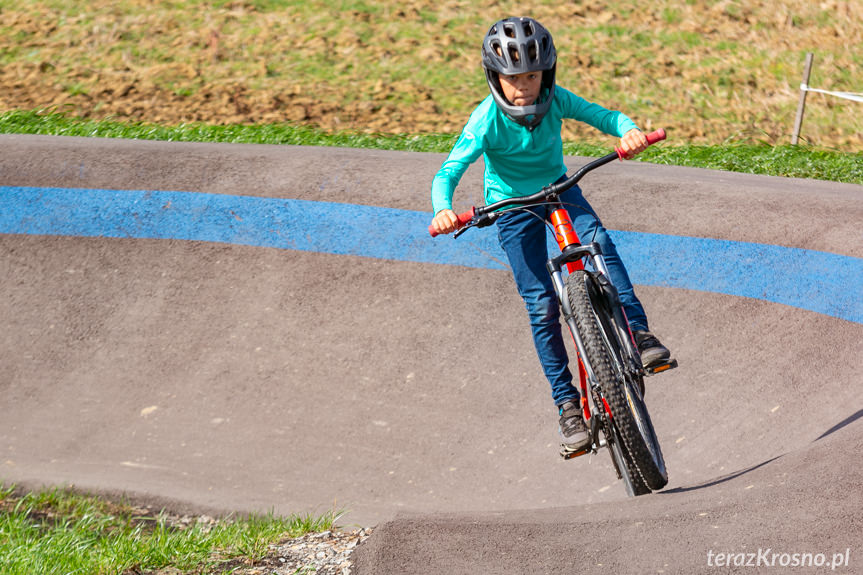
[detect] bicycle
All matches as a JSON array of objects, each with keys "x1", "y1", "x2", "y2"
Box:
[{"x1": 428, "y1": 129, "x2": 677, "y2": 496}]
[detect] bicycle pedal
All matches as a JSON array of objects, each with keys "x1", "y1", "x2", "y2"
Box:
[
  {"x1": 560, "y1": 445, "x2": 593, "y2": 460},
  {"x1": 644, "y1": 358, "x2": 678, "y2": 376}
]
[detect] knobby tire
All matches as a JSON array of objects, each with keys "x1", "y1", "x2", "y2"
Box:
[
  {"x1": 566, "y1": 270, "x2": 668, "y2": 491},
  {"x1": 609, "y1": 423, "x2": 651, "y2": 496}
]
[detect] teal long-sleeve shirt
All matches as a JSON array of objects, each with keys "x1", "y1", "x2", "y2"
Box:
[{"x1": 431, "y1": 87, "x2": 639, "y2": 214}]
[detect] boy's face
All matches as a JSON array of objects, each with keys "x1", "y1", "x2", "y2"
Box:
[{"x1": 498, "y1": 71, "x2": 542, "y2": 106}]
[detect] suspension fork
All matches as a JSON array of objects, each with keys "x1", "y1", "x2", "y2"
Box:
[{"x1": 548, "y1": 205, "x2": 639, "y2": 364}]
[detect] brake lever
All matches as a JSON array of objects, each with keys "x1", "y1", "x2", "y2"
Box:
[{"x1": 453, "y1": 214, "x2": 492, "y2": 239}]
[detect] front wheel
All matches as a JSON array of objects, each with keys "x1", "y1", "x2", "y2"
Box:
[
  {"x1": 608, "y1": 421, "x2": 651, "y2": 496},
  {"x1": 566, "y1": 270, "x2": 668, "y2": 491}
]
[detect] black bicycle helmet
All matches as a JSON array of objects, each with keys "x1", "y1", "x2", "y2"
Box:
[{"x1": 481, "y1": 17, "x2": 557, "y2": 130}]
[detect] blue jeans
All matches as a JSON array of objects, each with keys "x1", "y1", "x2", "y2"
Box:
[{"x1": 496, "y1": 185, "x2": 649, "y2": 406}]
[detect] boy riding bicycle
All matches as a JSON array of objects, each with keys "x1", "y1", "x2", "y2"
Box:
[{"x1": 429, "y1": 17, "x2": 671, "y2": 454}]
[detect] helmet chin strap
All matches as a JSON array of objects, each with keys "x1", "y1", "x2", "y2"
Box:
[{"x1": 513, "y1": 112, "x2": 541, "y2": 131}]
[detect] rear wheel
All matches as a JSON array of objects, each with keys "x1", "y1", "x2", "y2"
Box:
[{"x1": 566, "y1": 270, "x2": 668, "y2": 491}]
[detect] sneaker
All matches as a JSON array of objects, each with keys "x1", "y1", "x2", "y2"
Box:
[
  {"x1": 633, "y1": 330, "x2": 671, "y2": 368},
  {"x1": 559, "y1": 401, "x2": 591, "y2": 452}
]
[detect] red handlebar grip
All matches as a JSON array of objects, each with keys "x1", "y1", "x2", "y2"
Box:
[
  {"x1": 616, "y1": 128, "x2": 667, "y2": 160},
  {"x1": 428, "y1": 207, "x2": 476, "y2": 237},
  {"x1": 645, "y1": 128, "x2": 666, "y2": 145}
]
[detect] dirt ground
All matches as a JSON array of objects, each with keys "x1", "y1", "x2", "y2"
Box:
[{"x1": 2, "y1": 0, "x2": 862, "y2": 147}]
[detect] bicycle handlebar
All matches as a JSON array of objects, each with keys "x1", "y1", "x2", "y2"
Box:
[{"x1": 428, "y1": 128, "x2": 666, "y2": 238}]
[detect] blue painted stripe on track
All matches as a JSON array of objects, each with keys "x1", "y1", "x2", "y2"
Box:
[{"x1": 2, "y1": 185, "x2": 861, "y2": 325}]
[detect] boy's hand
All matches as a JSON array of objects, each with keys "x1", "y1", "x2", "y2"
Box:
[
  {"x1": 618, "y1": 129, "x2": 649, "y2": 159},
  {"x1": 431, "y1": 209, "x2": 460, "y2": 235}
]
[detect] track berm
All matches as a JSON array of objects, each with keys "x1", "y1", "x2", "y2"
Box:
[{"x1": 1, "y1": 134, "x2": 861, "y2": 573}]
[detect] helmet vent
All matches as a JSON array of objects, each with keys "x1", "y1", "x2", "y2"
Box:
[
  {"x1": 508, "y1": 44, "x2": 520, "y2": 63},
  {"x1": 527, "y1": 42, "x2": 538, "y2": 63}
]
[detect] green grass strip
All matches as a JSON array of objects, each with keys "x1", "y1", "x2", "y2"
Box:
[
  {"x1": 0, "y1": 109, "x2": 458, "y2": 152},
  {"x1": 0, "y1": 484, "x2": 339, "y2": 575},
  {"x1": 640, "y1": 142, "x2": 863, "y2": 184},
  {"x1": 2, "y1": 109, "x2": 861, "y2": 185}
]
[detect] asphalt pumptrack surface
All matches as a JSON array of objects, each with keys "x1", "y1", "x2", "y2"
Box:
[{"x1": 1, "y1": 134, "x2": 862, "y2": 574}]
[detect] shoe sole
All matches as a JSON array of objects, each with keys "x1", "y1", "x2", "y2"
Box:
[
  {"x1": 560, "y1": 436, "x2": 592, "y2": 453},
  {"x1": 641, "y1": 350, "x2": 671, "y2": 369}
]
